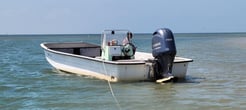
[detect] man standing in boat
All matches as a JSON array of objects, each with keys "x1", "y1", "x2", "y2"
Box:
[
  {"x1": 122, "y1": 31, "x2": 136, "y2": 59},
  {"x1": 123, "y1": 31, "x2": 133, "y2": 45}
]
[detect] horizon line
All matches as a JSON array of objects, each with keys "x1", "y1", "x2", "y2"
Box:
[{"x1": 1, "y1": 31, "x2": 246, "y2": 36}]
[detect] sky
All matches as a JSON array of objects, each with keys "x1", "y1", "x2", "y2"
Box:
[{"x1": 0, "y1": 0, "x2": 246, "y2": 34}]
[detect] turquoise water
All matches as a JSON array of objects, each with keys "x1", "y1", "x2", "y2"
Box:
[{"x1": 0, "y1": 33, "x2": 246, "y2": 110}]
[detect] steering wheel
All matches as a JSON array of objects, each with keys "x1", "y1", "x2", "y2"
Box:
[{"x1": 122, "y1": 43, "x2": 136, "y2": 57}]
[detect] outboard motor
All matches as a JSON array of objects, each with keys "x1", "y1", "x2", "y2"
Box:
[{"x1": 152, "y1": 28, "x2": 177, "y2": 81}]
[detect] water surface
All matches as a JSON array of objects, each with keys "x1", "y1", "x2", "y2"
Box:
[{"x1": 0, "y1": 33, "x2": 246, "y2": 110}]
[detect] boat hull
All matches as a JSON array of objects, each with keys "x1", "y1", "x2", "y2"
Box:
[{"x1": 44, "y1": 50, "x2": 148, "y2": 82}]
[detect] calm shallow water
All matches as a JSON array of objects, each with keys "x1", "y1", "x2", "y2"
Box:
[{"x1": 0, "y1": 33, "x2": 246, "y2": 110}]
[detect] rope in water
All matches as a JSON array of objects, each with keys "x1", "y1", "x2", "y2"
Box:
[{"x1": 102, "y1": 60, "x2": 121, "y2": 110}]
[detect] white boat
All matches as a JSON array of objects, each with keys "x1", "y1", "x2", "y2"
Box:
[{"x1": 41, "y1": 29, "x2": 193, "y2": 82}]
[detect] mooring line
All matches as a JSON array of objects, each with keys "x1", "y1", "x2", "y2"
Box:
[{"x1": 102, "y1": 60, "x2": 121, "y2": 110}]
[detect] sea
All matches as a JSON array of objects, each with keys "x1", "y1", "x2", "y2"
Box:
[{"x1": 0, "y1": 33, "x2": 246, "y2": 110}]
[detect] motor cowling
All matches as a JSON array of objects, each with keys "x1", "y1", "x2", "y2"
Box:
[{"x1": 152, "y1": 28, "x2": 177, "y2": 80}]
